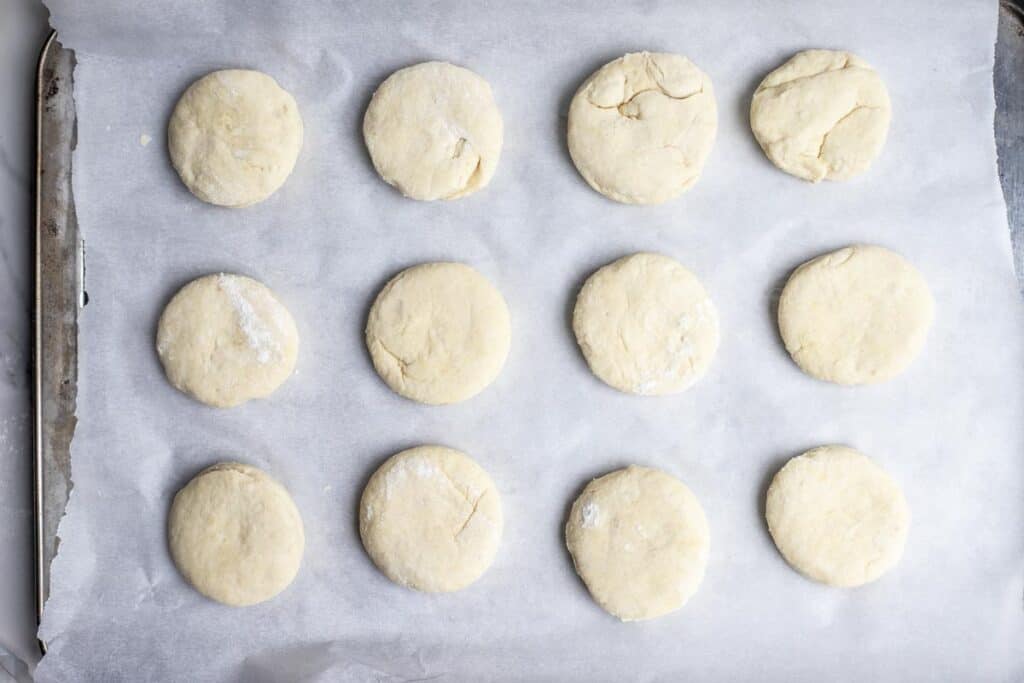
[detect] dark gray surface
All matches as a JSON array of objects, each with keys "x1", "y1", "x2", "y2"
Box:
[{"x1": 996, "y1": 0, "x2": 1024, "y2": 289}]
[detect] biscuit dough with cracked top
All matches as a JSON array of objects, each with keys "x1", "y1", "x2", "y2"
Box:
[
  {"x1": 365, "y1": 262, "x2": 511, "y2": 405},
  {"x1": 567, "y1": 52, "x2": 718, "y2": 204},
  {"x1": 168, "y1": 69, "x2": 303, "y2": 207},
  {"x1": 359, "y1": 445, "x2": 503, "y2": 592},
  {"x1": 573, "y1": 253, "x2": 719, "y2": 395},
  {"x1": 750, "y1": 49, "x2": 891, "y2": 182},
  {"x1": 778, "y1": 244, "x2": 933, "y2": 384},
  {"x1": 766, "y1": 445, "x2": 910, "y2": 587},
  {"x1": 565, "y1": 465, "x2": 710, "y2": 621},
  {"x1": 168, "y1": 462, "x2": 305, "y2": 606},
  {"x1": 363, "y1": 61, "x2": 504, "y2": 200}
]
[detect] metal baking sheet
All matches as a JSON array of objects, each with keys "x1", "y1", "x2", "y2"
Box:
[
  {"x1": 33, "y1": 31, "x2": 81, "y2": 655},
  {"x1": 33, "y1": 0, "x2": 1024, "y2": 674}
]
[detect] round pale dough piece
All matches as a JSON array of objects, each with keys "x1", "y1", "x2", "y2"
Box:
[
  {"x1": 168, "y1": 69, "x2": 303, "y2": 207},
  {"x1": 359, "y1": 445, "x2": 503, "y2": 592},
  {"x1": 778, "y1": 245, "x2": 933, "y2": 384},
  {"x1": 573, "y1": 253, "x2": 719, "y2": 395},
  {"x1": 567, "y1": 51, "x2": 718, "y2": 204},
  {"x1": 366, "y1": 262, "x2": 511, "y2": 404},
  {"x1": 750, "y1": 49, "x2": 891, "y2": 182},
  {"x1": 766, "y1": 445, "x2": 910, "y2": 587},
  {"x1": 157, "y1": 273, "x2": 300, "y2": 408},
  {"x1": 363, "y1": 61, "x2": 503, "y2": 200},
  {"x1": 566, "y1": 465, "x2": 710, "y2": 621},
  {"x1": 168, "y1": 462, "x2": 305, "y2": 606}
]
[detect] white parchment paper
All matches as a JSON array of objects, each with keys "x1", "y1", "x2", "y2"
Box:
[{"x1": 38, "y1": 1, "x2": 1024, "y2": 680}]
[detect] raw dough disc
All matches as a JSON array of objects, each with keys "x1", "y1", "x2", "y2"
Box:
[
  {"x1": 363, "y1": 61, "x2": 504, "y2": 200},
  {"x1": 157, "y1": 273, "x2": 300, "y2": 408},
  {"x1": 565, "y1": 465, "x2": 710, "y2": 621},
  {"x1": 567, "y1": 51, "x2": 718, "y2": 204},
  {"x1": 359, "y1": 445, "x2": 503, "y2": 592},
  {"x1": 365, "y1": 262, "x2": 511, "y2": 404},
  {"x1": 168, "y1": 462, "x2": 305, "y2": 606},
  {"x1": 765, "y1": 445, "x2": 910, "y2": 587},
  {"x1": 750, "y1": 49, "x2": 891, "y2": 182},
  {"x1": 168, "y1": 69, "x2": 303, "y2": 207},
  {"x1": 573, "y1": 253, "x2": 719, "y2": 395},
  {"x1": 778, "y1": 245, "x2": 933, "y2": 384}
]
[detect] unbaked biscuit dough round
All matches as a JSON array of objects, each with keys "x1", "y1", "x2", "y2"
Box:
[
  {"x1": 366, "y1": 262, "x2": 511, "y2": 404},
  {"x1": 573, "y1": 253, "x2": 719, "y2": 395},
  {"x1": 567, "y1": 52, "x2": 718, "y2": 204},
  {"x1": 157, "y1": 273, "x2": 300, "y2": 408},
  {"x1": 766, "y1": 445, "x2": 910, "y2": 587},
  {"x1": 750, "y1": 50, "x2": 891, "y2": 182},
  {"x1": 566, "y1": 465, "x2": 710, "y2": 621},
  {"x1": 778, "y1": 245, "x2": 933, "y2": 385},
  {"x1": 359, "y1": 445, "x2": 503, "y2": 592},
  {"x1": 168, "y1": 462, "x2": 305, "y2": 606},
  {"x1": 168, "y1": 69, "x2": 303, "y2": 207},
  {"x1": 363, "y1": 61, "x2": 503, "y2": 200}
]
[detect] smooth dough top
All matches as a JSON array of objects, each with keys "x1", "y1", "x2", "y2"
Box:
[
  {"x1": 168, "y1": 462, "x2": 305, "y2": 606},
  {"x1": 573, "y1": 253, "x2": 719, "y2": 395},
  {"x1": 168, "y1": 69, "x2": 303, "y2": 207},
  {"x1": 750, "y1": 49, "x2": 891, "y2": 182},
  {"x1": 359, "y1": 445, "x2": 503, "y2": 593},
  {"x1": 566, "y1": 465, "x2": 710, "y2": 621},
  {"x1": 366, "y1": 262, "x2": 511, "y2": 405},
  {"x1": 778, "y1": 245, "x2": 933, "y2": 385},
  {"x1": 157, "y1": 273, "x2": 300, "y2": 408},
  {"x1": 363, "y1": 61, "x2": 504, "y2": 200},
  {"x1": 567, "y1": 52, "x2": 718, "y2": 204},
  {"x1": 766, "y1": 445, "x2": 910, "y2": 587}
]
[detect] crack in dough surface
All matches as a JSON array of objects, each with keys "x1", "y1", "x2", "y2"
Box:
[
  {"x1": 168, "y1": 69, "x2": 303, "y2": 207},
  {"x1": 567, "y1": 52, "x2": 717, "y2": 205},
  {"x1": 156, "y1": 273, "x2": 299, "y2": 408},
  {"x1": 573, "y1": 253, "x2": 719, "y2": 395},
  {"x1": 777, "y1": 245, "x2": 933, "y2": 385},
  {"x1": 750, "y1": 49, "x2": 891, "y2": 182},
  {"x1": 565, "y1": 465, "x2": 710, "y2": 621},
  {"x1": 359, "y1": 445, "x2": 503, "y2": 593},
  {"x1": 365, "y1": 262, "x2": 511, "y2": 405},
  {"x1": 765, "y1": 445, "x2": 910, "y2": 588},
  {"x1": 363, "y1": 61, "x2": 503, "y2": 201}
]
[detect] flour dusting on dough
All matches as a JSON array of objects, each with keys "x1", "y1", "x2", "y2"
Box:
[{"x1": 218, "y1": 274, "x2": 281, "y2": 364}]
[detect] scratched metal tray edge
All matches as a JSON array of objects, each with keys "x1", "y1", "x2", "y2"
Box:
[
  {"x1": 34, "y1": 30, "x2": 81, "y2": 656},
  {"x1": 996, "y1": 0, "x2": 1024, "y2": 288},
  {"x1": 31, "y1": 2, "x2": 1024, "y2": 657}
]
